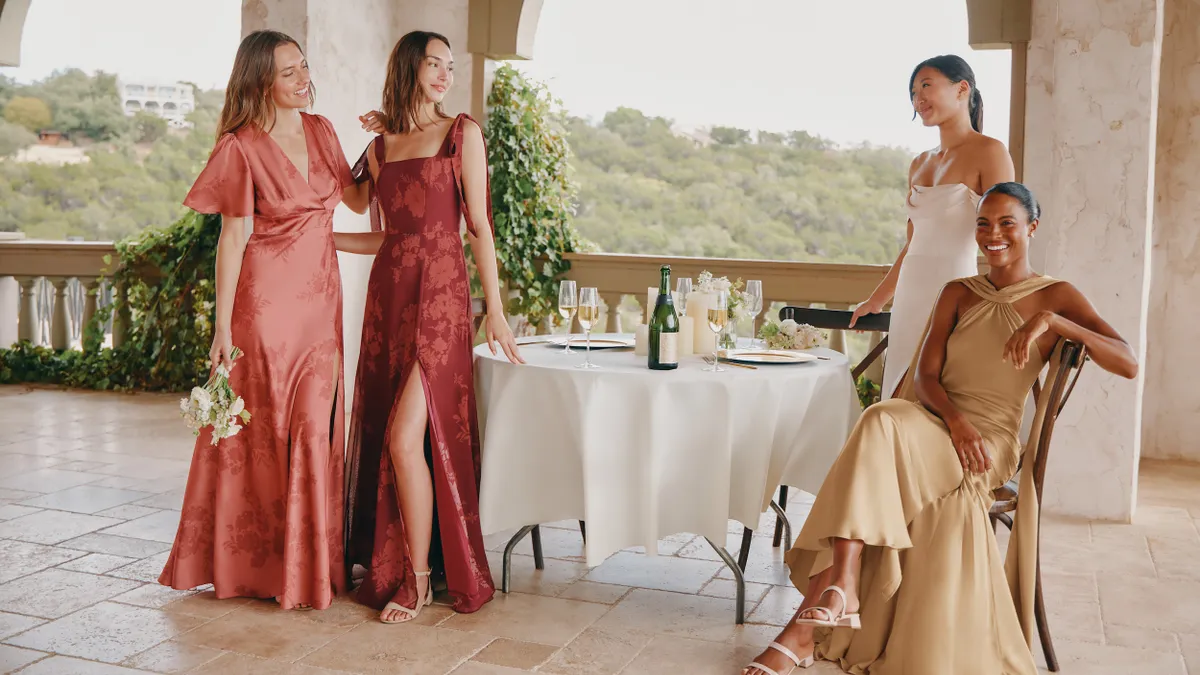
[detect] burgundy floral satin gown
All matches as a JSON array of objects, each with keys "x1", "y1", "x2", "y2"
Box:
[
  {"x1": 159, "y1": 113, "x2": 350, "y2": 610},
  {"x1": 345, "y1": 113, "x2": 494, "y2": 614}
]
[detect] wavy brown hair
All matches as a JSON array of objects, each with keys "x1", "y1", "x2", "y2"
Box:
[
  {"x1": 216, "y1": 30, "x2": 314, "y2": 138},
  {"x1": 381, "y1": 31, "x2": 452, "y2": 134}
]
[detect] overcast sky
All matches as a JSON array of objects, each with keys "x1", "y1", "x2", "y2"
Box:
[{"x1": 2, "y1": 0, "x2": 1011, "y2": 152}]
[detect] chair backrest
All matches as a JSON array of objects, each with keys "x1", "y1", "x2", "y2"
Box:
[
  {"x1": 1028, "y1": 340, "x2": 1087, "y2": 504},
  {"x1": 778, "y1": 306, "x2": 891, "y2": 380}
]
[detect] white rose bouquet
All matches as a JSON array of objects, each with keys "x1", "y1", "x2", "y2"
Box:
[
  {"x1": 180, "y1": 346, "x2": 251, "y2": 445},
  {"x1": 696, "y1": 271, "x2": 749, "y2": 322},
  {"x1": 758, "y1": 318, "x2": 826, "y2": 350}
]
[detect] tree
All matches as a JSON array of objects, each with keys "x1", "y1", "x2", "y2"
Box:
[
  {"x1": 27, "y1": 69, "x2": 128, "y2": 140},
  {"x1": 4, "y1": 96, "x2": 52, "y2": 132},
  {"x1": 132, "y1": 111, "x2": 167, "y2": 144},
  {"x1": 0, "y1": 120, "x2": 37, "y2": 158},
  {"x1": 710, "y1": 126, "x2": 751, "y2": 146}
]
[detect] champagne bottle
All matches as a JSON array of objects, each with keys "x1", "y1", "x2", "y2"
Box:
[{"x1": 648, "y1": 265, "x2": 680, "y2": 370}]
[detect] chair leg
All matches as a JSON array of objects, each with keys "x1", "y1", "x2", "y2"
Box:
[
  {"x1": 737, "y1": 527, "x2": 753, "y2": 572},
  {"x1": 1035, "y1": 564, "x2": 1058, "y2": 671},
  {"x1": 531, "y1": 525, "x2": 545, "y2": 570},
  {"x1": 772, "y1": 485, "x2": 789, "y2": 548},
  {"x1": 578, "y1": 520, "x2": 587, "y2": 544}
]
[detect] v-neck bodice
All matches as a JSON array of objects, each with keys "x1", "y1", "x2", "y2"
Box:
[{"x1": 184, "y1": 112, "x2": 354, "y2": 236}]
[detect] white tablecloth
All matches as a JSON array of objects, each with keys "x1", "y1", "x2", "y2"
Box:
[{"x1": 474, "y1": 334, "x2": 862, "y2": 566}]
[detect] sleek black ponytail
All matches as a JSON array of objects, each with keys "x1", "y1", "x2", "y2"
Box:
[{"x1": 909, "y1": 54, "x2": 983, "y2": 132}]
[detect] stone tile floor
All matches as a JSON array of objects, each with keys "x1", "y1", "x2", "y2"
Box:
[{"x1": 0, "y1": 385, "x2": 1197, "y2": 674}]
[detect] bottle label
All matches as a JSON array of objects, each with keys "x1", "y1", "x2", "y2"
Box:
[{"x1": 658, "y1": 332, "x2": 678, "y2": 365}]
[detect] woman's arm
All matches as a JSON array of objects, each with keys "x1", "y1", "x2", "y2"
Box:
[
  {"x1": 341, "y1": 182, "x2": 369, "y2": 214},
  {"x1": 975, "y1": 136, "x2": 1016, "y2": 194},
  {"x1": 460, "y1": 119, "x2": 523, "y2": 364},
  {"x1": 914, "y1": 282, "x2": 992, "y2": 474},
  {"x1": 211, "y1": 216, "x2": 249, "y2": 371},
  {"x1": 1004, "y1": 282, "x2": 1139, "y2": 379},
  {"x1": 333, "y1": 231, "x2": 384, "y2": 255}
]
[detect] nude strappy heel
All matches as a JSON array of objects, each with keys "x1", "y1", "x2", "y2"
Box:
[
  {"x1": 792, "y1": 585, "x2": 861, "y2": 629},
  {"x1": 742, "y1": 641, "x2": 813, "y2": 675},
  {"x1": 380, "y1": 569, "x2": 433, "y2": 624}
]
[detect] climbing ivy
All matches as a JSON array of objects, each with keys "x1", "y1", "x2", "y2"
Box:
[{"x1": 481, "y1": 64, "x2": 583, "y2": 326}]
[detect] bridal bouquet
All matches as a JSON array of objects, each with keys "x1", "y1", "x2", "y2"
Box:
[
  {"x1": 758, "y1": 318, "x2": 825, "y2": 350},
  {"x1": 180, "y1": 346, "x2": 251, "y2": 445}
]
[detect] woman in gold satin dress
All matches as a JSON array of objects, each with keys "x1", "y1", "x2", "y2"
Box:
[{"x1": 743, "y1": 182, "x2": 1138, "y2": 675}]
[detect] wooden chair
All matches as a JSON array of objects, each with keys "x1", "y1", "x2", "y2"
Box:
[
  {"x1": 990, "y1": 340, "x2": 1086, "y2": 673},
  {"x1": 737, "y1": 306, "x2": 892, "y2": 571}
]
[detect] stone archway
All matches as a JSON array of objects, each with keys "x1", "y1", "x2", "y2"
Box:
[{"x1": 0, "y1": 0, "x2": 33, "y2": 67}]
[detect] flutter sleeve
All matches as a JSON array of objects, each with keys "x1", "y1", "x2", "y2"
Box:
[
  {"x1": 351, "y1": 137, "x2": 384, "y2": 232},
  {"x1": 183, "y1": 133, "x2": 255, "y2": 218},
  {"x1": 315, "y1": 114, "x2": 354, "y2": 189}
]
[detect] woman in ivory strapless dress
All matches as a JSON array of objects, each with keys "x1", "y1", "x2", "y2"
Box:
[{"x1": 848, "y1": 55, "x2": 1014, "y2": 399}]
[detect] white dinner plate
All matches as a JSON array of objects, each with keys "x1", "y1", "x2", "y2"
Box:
[{"x1": 718, "y1": 349, "x2": 818, "y2": 365}]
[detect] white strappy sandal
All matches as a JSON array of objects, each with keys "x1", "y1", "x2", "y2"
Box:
[
  {"x1": 742, "y1": 641, "x2": 813, "y2": 675},
  {"x1": 792, "y1": 585, "x2": 861, "y2": 629},
  {"x1": 379, "y1": 569, "x2": 434, "y2": 624}
]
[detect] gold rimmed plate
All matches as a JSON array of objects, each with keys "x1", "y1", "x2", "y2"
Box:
[
  {"x1": 718, "y1": 349, "x2": 817, "y2": 365},
  {"x1": 547, "y1": 337, "x2": 635, "y2": 350}
]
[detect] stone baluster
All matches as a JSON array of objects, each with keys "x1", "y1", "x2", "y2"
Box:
[
  {"x1": 17, "y1": 277, "x2": 37, "y2": 344},
  {"x1": 81, "y1": 280, "x2": 101, "y2": 351},
  {"x1": 600, "y1": 292, "x2": 623, "y2": 334},
  {"x1": 51, "y1": 277, "x2": 71, "y2": 350},
  {"x1": 113, "y1": 277, "x2": 131, "y2": 348},
  {"x1": 826, "y1": 302, "x2": 850, "y2": 354}
]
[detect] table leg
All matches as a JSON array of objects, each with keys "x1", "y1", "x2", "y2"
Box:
[
  {"x1": 531, "y1": 525, "x2": 545, "y2": 570},
  {"x1": 704, "y1": 536, "x2": 746, "y2": 625},
  {"x1": 768, "y1": 500, "x2": 792, "y2": 549},
  {"x1": 772, "y1": 485, "x2": 789, "y2": 547},
  {"x1": 737, "y1": 527, "x2": 753, "y2": 571},
  {"x1": 501, "y1": 525, "x2": 538, "y2": 593}
]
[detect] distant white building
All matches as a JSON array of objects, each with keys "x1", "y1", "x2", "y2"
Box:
[{"x1": 117, "y1": 78, "x2": 195, "y2": 127}]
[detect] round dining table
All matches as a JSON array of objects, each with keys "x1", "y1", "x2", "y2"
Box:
[{"x1": 474, "y1": 333, "x2": 862, "y2": 622}]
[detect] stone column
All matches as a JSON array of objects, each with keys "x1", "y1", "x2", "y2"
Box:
[
  {"x1": 1144, "y1": 0, "x2": 1200, "y2": 462},
  {"x1": 1021, "y1": 0, "x2": 1164, "y2": 520}
]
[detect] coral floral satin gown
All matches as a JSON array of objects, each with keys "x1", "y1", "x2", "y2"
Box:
[
  {"x1": 344, "y1": 113, "x2": 494, "y2": 614},
  {"x1": 158, "y1": 113, "x2": 351, "y2": 610}
]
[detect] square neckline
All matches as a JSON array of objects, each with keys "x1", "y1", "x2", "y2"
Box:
[{"x1": 378, "y1": 117, "x2": 458, "y2": 167}]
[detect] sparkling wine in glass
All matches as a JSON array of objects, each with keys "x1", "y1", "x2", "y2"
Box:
[
  {"x1": 675, "y1": 277, "x2": 693, "y2": 317},
  {"x1": 704, "y1": 290, "x2": 728, "y2": 372},
  {"x1": 745, "y1": 280, "x2": 763, "y2": 347},
  {"x1": 558, "y1": 280, "x2": 577, "y2": 354},
  {"x1": 575, "y1": 287, "x2": 601, "y2": 369}
]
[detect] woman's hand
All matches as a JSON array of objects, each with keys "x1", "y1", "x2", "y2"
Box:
[
  {"x1": 486, "y1": 312, "x2": 524, "y2": 364},
  {"x1": 848, "y1": 296, "x2": 887, "y2": 329},
  {"x1": 359, "y1": 110, "x2": 385, "y2": 134},
  {"x1": 210, "y1": 328, "x2": 234, "y2": 373},
  {"x1": 948, "y1": 417, "x2": 992, "y2": 474},
  {"x1": 1004, "y1": 310, "x2": 1055, "y2": 370}
]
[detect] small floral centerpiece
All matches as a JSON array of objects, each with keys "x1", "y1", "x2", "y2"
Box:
[
  {"x1": 180, "y1": 346, "x2": 252, "y2": 445},
  {"x1": 696, "y1": 271, "x2": 748, "y2": 348},
  {"x1": 758, "y1": 318, "x2": 826, "y2": 350}
]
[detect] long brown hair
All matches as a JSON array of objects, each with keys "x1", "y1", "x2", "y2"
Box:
[
  {"x1": 216, "y1": 30, "x2": 315, "y2": 138},
  {"x1": 381, "y1": 31, "x2": 452, "y2": 134}
]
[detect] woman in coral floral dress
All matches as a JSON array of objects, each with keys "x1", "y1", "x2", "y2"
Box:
[
  {"x1": 335, "y1": 31, "x2": 522, "y2": 624},
  {"x1": 158, "y1": 30, "x2": 368, "y2": 610}
]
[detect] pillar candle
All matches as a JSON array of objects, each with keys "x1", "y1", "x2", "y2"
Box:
[
  {"x1": 634, "y1": 324, "x2": 649, "y2": 356},
  {"x1": 646, "y1": 287, "x2": 658, "y2": 324},
  {"x1": 678, "y1": 315, "x2": 694, "y2": 357},
  {"x1": 688, "y1": 292, "x2": 717, "y2": 354}
]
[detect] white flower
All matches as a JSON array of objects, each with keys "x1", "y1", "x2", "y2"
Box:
[
  {"x1": 779, "y1": 319, "x2": 799, "y2": 337},
  {"x1": 713, "y1": 278, "x2": 732, "y2": 293},
  {"x1": 230, "y1": 397, "x2": 245, "y2": 416}
]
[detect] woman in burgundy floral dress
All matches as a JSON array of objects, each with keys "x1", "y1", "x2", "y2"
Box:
[{"x1": 334, "y1": 30, "x2": 523, "y2": 623}]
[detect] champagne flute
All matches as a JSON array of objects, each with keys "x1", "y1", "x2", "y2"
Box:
[
  {"x1": 558, "y1": 280, "x2": 577, "y2": 354},
  {"x1": 704, "y1": 290, "x2": 728, "y2": 372},
  {"x1": 675, "y1": 277, "x2": 693, "y2": 317},
  {"x1": 575, "y1": 287, "x2": 600, "y2": 369},
  {"x1": 745, "y1": 280, "x2": 763, "y2": 347}
]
